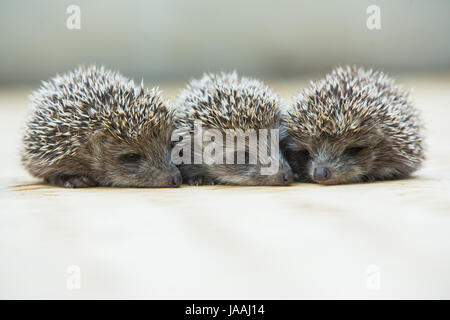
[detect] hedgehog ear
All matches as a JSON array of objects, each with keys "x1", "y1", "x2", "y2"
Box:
[
  {"x1": 91, "y1": 130, "x2": 109, "y2": 144},
  {"x1": 88, "y1": 130, "x2": 109, "y2": 156},
  {"x1": 366, "y1": 128, "x2": 385, "y2": 146}
]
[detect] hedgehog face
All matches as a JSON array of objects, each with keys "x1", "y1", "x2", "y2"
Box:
[
  {"x1": 205, "y1": 141, "x2": 293, "y2": 186},
  {"x1": 212, "y1": 153, "x2": 293, "y2": 186},
  {"x1": 284, "y1": 130, "x2": 384, "y2": 185},
  {"x1": 88, "y1": 131, "x2": 181, "y2": 188},
  {"x1": 282, "y1": 66, "x2": 424, "y2": 184}
]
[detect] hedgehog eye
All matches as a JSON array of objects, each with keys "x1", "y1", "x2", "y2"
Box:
[
  {"x1": 301, "y1": 149, "x2": 310, "y2": 157},
  {"x1": 120, "y1": 153, "x2": 143, "y2": 163},
  {"x1": 344, "y1": 146, "x2": 365, "y2": 157}
]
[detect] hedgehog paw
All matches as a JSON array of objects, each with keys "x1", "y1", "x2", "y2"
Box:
[
  {"x1": 202, "y1": 177, "x2": 216, "y2": 185},
  {"x1": 186, "y1": 176, "x2": 216, "y2": 186},
  {"x1": 46, "y1": 175, "x2": 98, "y2": 188},
  {"x1": 186, "y1": 176, "x2": 203, "y2": 186}
]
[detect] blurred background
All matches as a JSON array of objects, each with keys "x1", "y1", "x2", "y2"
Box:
[{"x1": 1, "y1": 0, "x2": 449, "y2": 86}]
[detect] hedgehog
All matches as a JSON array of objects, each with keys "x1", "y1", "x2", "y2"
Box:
[
  {"x1": 21, "y1": 65, "x2": 182, "y2": 188},
  {"x1": 173, "y1": 71, "x2": 293, "y2": 186},
  {"x1": 282, "y1": 66, "x2": 425, "y2": 185}
]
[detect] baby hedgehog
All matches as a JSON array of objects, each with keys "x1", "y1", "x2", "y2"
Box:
[
  {"x1": 174, "y1": 72, "x2": 293, "y2": 186},
  {"x1": 22, "y1": 65, "x2": 181, "y2": 188},
  {"x1": 282, "y1": 66, "x2": 424, "y2": 185}
]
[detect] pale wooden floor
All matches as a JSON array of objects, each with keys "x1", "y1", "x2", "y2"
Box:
[{"x1": 1, "y1": 74, "x2": 450, "y2": 299}]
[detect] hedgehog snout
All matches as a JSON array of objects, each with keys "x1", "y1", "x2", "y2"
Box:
[
  {"x1": 265, "y1": 166, "x2": 293, "y2": 186},
  {"x1": 170, "y1": 172, "x2": 182, "y2": 187},
  {"x1": 313, "y1": 167, "x2": 332, "y2": 182},
  {"x1": 280, "y1": 168, "x2": 293, "y2": 185},
  {"x1": 164, "y1": 165, "x2": 182, "y2": 187}
]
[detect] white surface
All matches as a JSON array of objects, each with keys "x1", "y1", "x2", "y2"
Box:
[{"x1": 1, "y1": 76, "x2": 450, "y2": 299}]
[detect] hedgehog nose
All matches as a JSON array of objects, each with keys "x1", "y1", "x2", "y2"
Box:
[
  {"x1": 314, "y1": 167, "x2": 331, "y2": 181},
  {"x1": 170, "y1": 172, "x2": 182, "y2": 187},
  {"x1": 280, "y1": 169, "x2": 293, "y2": 185}
]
